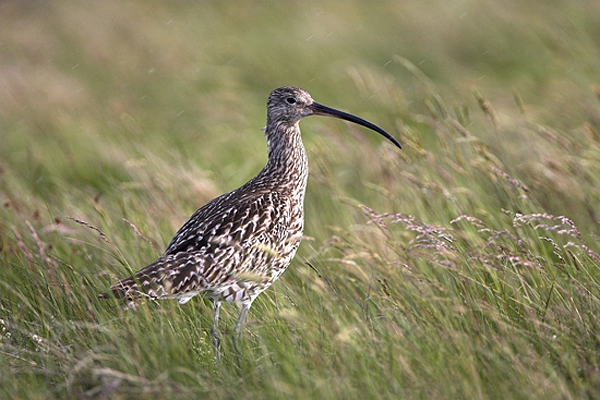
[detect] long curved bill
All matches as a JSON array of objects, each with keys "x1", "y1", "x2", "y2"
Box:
[{"x1": 309, "y1": 102, "x2": 402, "y2": 149}]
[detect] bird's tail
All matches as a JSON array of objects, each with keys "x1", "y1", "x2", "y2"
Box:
[
  {"x1": 98, "y1": 253, "x2": 199, "y2": 305},
  {"x1": 98, "y1": 275, "x2": 141, "y2": 310}
]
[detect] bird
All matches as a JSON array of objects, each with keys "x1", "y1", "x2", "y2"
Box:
[{"x1": 101, "y1": 86, "x2": 402, "y2": 349}]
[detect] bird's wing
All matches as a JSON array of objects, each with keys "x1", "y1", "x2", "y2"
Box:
[
  {"x1": 107, "y1": 190, "x2": 295, "y2": 301},
  {"x1": 163, "y1": 189, "x2": 290, "y2": 256}
]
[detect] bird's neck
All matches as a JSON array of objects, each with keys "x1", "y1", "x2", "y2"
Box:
[{"x1": 261, "y1": 120, "x2": 309, "y2": 196}]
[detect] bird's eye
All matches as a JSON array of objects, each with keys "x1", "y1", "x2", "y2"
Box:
[{"x1": 285, "y1": 97, "x2": 297, "y2": 105}]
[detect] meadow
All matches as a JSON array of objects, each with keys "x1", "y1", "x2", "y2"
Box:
[{"x1": 2, "y1": 1, "x2": 600, "y2": 398}]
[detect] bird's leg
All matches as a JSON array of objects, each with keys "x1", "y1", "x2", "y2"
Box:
[
  {"x1": 233, "y1": 300, "x2": 252, "y2": 356},
  {"x1": 210, "y1": 301, "x2": 222, "y2": 359},
  {"x1": 235, "y1": 300, "x2": 252, "y2": 337}
]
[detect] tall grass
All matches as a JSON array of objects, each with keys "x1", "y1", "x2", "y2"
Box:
[{"x1": 2, "y1": 1, "x2": 600, "y2": 398}]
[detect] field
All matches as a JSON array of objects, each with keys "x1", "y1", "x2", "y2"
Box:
[{"x1": 2, "y1": 1, "x2": 600, "y2": 398}]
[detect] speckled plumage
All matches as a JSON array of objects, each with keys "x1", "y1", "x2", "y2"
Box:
[{"x1": 103, "y1": 86, "x2": 401, "y2": 341}]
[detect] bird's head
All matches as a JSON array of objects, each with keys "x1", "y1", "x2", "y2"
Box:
[
  {"x1": 267, "y1": 86, "x2": 315, "y2": 124},
  {"x1": 266, "y1": 86, "x2": 402, "y2": 149}
]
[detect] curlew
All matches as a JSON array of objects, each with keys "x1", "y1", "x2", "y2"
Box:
[{"x1": 102, "y1": 86, "x2": 401, "y2": 348}]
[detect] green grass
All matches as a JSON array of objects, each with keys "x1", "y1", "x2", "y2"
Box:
[{"x1": 2, "y1": 0, "x2": 600, "y2": 398}]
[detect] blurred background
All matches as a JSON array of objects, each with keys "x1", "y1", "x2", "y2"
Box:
[
  {"x1": 2, "y1": 1, "x2": 600, "y2": 398},
  {"x1": 2, "y1": 1, "x2": 600, "y2": 228}
]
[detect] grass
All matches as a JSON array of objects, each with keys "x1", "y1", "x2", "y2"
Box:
[{"x1": 2, "y1": 0, "x2": 600, "y2": 398}]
